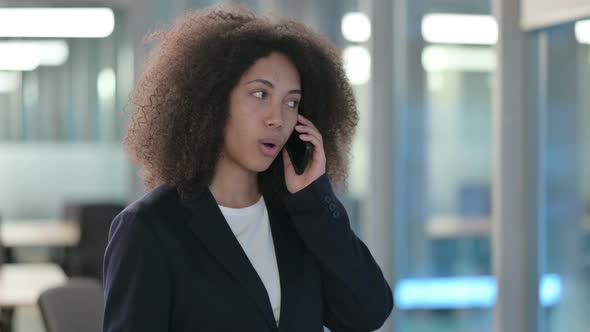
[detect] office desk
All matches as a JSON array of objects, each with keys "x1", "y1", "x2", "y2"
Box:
[
  {"x1": 1, "y1": 219, "x2": 80, "y2": 247},
  {"x1": 428, "y1": 214, "x2": 590, "y2": 238},
  {"x1": 0, "y1": 263, "x2": 67, "y2": 308},
  {"x1": 0, "y1": 263, "x2": 67, "y2": 332},
  {"x1": 426, "y1": 215, "x2": 490, "y2": 238}
]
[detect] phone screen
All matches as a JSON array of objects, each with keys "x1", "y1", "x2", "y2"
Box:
[{"x1": 285, "y1": 126, "x2": 313, "y2": 175}]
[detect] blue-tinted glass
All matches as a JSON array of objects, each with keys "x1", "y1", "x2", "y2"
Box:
[
  {"x1": 536, "y1": 20, "x2": 590, "y2": 332},
  {"x1": 393, "y1": 1, "x2": 493, "y2": 331}
]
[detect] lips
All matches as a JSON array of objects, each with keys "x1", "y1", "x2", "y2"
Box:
[{"x1": 258, "y1": 138, "x2": 282, "y2": 157}]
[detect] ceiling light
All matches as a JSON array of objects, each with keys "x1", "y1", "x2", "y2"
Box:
[
  {"x1": 575, "y1": 19, "x2": 590, "y2": 44},
  {"x1": 0, "y1": 43, "x2": 40, "y2": 71},
  {"x1": 342, "y1": 12, "x2": 371, "y2": 43},
  {"x1": 0, "y1": 8, "x2": 115, "y2": 38},
  {"x1": 343, "y1": 46, "x2": 371, "y2": 85},
  {"x1": 422, "y1": 45, "x2": 496, "y2": 72},
  {"x1": 0, "y1": 40, "x2": 69, "y2": 67},
  {"x1": 422, "y1": 13, "x2": 498, "y2": 45}
]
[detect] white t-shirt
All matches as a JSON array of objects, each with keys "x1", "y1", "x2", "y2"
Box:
[{"x1": 218, "y1": 196, "x2": 281, "y2": 325}]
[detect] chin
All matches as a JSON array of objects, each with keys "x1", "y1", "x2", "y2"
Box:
[{"x1": 249, "y1": 158, "x2": 276, "y2": 173}]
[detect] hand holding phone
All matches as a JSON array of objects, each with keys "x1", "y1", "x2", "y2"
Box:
[
  {"x1": 285, "y1": 126, "x2": 313, "y2": 175},
  {"x1": 282, "y1": 113, "x2": 326, "y2": 194}
]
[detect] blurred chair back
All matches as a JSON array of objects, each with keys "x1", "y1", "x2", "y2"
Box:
[
  {"x1": 38, "y1": 278, "x2": 104, "y2": 332},
  {"x1": 64, "y1": 203, "x2": 124, "y2": 281}
]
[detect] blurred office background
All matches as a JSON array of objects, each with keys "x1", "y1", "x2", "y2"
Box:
[{"x1": 0, "y1": 0, "x2": 588, "y2": 331}]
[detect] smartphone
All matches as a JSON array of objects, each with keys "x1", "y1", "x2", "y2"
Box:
[{"x1": 285, "y1": 124, "x2": 313, "y2": 175}]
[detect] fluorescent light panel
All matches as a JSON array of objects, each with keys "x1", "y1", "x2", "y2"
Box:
[
  {"x1": 395, "y1": 274, "x2": 562, "y2": 309},
  {"x1": 422, "y1": 14, "x2": 498, "y2": 45},
  {"x1": 575, "y1": 20, "x2": 590, "y2": 44},
  {"x1": 0, "y1": 40, "x2": 69, "y2": 67},
  {"x1": 0, "y1": 44, "x2": 40, "y2": 71},
  {"x1": 422, "y1": 45, "x2": 496, "y2": 72},
  {"x1": 341, "y1": 12, "x2": 371, "y2": 43},
  {"x1": 0, "y1": 8, "x2": 114, "y2": 38},
  {"x1": 343, "y1": 46, "x2": 371, "y2": 85}
]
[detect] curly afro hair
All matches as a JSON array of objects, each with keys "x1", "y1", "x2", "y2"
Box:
[{"x1": 124, "y1": 4, "x2": 358, "y2": 197}]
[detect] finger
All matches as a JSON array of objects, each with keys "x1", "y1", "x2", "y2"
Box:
[
  {"x1": 299, "y1": 134, "x2": 326, "y2": 168},
  {"x1": 298, "y1": 133, "x2": 324, "y2": 156},
  {"x1": 297, "y1": 115, "x2": 320, "y2": 132},
  {"x1": 295, "y1": 125, "x2": 323, "y2": 143}
]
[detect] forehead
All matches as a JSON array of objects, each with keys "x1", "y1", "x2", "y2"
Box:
[{"x1": 240, "y1": 52, "x2": 301, "y2": 87}]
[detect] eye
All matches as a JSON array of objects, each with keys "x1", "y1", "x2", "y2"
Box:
[
  {"x1": 252, "y1": 91, "x2": 266, "y2": 99},
  {"x1": 286, "y1": 100, "x2": 300, "y2": 109}
]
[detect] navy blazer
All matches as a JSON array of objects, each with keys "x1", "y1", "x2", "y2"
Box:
[{"x1": 103, "y1": 175, "x2": 393, "y2": 332}]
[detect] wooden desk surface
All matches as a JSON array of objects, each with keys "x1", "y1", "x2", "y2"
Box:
[
  {"x1": 0, "y1": 263, "x2": 67, "y2": 308},
  {"x1": 427, "y1": 214, "x2": 590, "y2": 238},
  {"x1": 1, "y1": 219, "x2": 80, "y2": 247},
  {"x1": 426, "y1": 215, "x2": 490, "y2": 238}
]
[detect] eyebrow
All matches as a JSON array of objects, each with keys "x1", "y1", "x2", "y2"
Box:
[{"x1": 246, "y1": 79, "x2": 302, "y2": 95}]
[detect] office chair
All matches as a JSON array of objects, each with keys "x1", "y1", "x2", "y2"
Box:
[
  {"x1": 63, "y1": 203, "x2": 124, "y2": 281},
  {"x1": 38, "y1": 278, "x2": 104, "y2": 332}
]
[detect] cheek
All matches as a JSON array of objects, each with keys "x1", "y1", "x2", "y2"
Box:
[
  {"x1": 284, "y1": 111, "x2": 298, "y2": 128},
  {"x1": 227, "y1": 104, "x2": 257, "y2": 133},
  {"x1": 281, "y1": 122, "x2": 296, "y2": 139}
]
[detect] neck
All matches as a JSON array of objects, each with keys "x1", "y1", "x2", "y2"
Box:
[{"x1": 209, "y1": 157, "x2": 261, "y2": 208}]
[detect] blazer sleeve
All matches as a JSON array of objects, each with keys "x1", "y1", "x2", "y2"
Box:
[
  {"x1": 283, "y1": 174, "x2": 394, "y2": 331},
  {"x1": 102, "y1": 209, "x2": 171, "y2": 332}
]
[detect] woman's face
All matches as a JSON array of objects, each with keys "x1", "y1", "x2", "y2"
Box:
[{"x1": 221, "y1": 52, "x2": 301, "y2": 174}]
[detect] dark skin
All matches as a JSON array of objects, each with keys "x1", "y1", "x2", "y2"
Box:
[{"x1": 209, "y1": 52, "x2": 326, "y2": 208}]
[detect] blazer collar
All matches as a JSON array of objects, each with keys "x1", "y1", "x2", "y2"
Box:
[{"x1": 181, "y1": 188, "x2": 301, "y2": 330}]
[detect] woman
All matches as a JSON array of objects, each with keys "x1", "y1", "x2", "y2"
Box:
[{"x1": 103, "y1": 5, "x2": 393, "y2": 332}]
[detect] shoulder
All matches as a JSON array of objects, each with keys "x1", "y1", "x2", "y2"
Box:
[
  {"x1": 125, "y1": 184, "x2": 182, "y2": 216},
  {"x1": 103, "y1": 186, "x2": 179, "y2": 296},
  {"x1": 108, "y1": 184, "x2": 185, "y2": 241}
]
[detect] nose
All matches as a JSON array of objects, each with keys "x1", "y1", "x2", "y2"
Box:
[{"x1": 265, "y1": 104, "x2": 283, "y2": 128}]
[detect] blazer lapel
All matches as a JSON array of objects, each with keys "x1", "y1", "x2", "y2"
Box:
[
  {"x1": 181, "y1": 189, "x2": 276, "y2": 329},
  {"x1": 266, "y1": 197, "x2": 303, "y2": 331}
]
